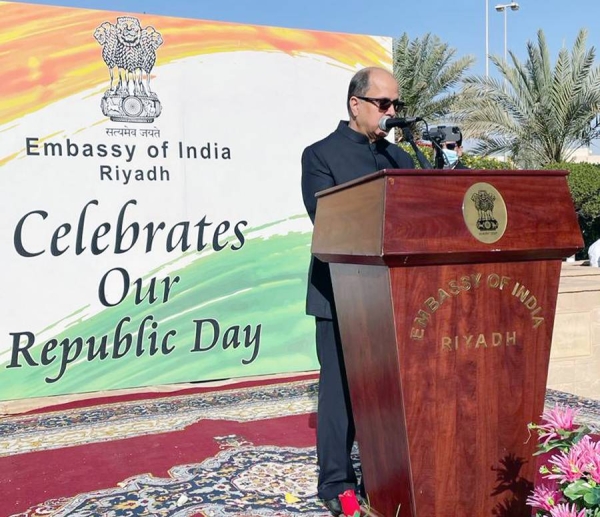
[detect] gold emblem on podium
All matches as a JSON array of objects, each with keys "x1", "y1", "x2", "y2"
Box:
[{"x1": 462, "y1": 182, "x2": 507, "y2": 243}]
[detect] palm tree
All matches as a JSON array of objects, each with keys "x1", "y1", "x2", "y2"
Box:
[
  {"x1": 393, "y1": 33, "x2": 475, "y2": 132},
  {"x1": 455, "y1": 29, "x2": 600, "y2": 168}
]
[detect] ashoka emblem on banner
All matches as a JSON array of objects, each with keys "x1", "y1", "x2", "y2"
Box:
[{"x1": 94, "y1": 17, "x2": 163, "y2": 123}]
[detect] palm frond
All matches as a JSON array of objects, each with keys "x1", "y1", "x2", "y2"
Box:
[
  {"x1": 454, "y1": 28, "x2": 600, "y2": 166},
  {"x1": 393, "y1": 32, "x2": 474, "y2": 132}
]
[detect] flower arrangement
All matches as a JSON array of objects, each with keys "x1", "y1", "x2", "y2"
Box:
[{"x1": 527, "y1": 404, "x2": 600, "y2": 517}]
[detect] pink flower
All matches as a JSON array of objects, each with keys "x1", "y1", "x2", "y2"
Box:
[
  {"x1": 548, "y1": 447, "x2": 587, "y2": 483},
  {"x1": 547, "y1": 434, "x2": 600, "y2": 483},
  {"x1": 590, "y1": 458, "x2": 600, "y2": 483},
  {"x1": 548, "y1": 502, "x2": 587, "y2": 517},
  {"x1": 338, "y1": 489, "x2": 361, "y2": 517},
  {"x1": 526, "y1": 484, "x2": 561, "y2": 511},
  {"x1": 537, "y1": 405, "x2": 580, "y2": 445},
  {"x1": 588, "y1": 448, "x2": 600, "y2": 483},
  {"x1": 571, "y1": 435, "x2": 600, "y2": 482}
]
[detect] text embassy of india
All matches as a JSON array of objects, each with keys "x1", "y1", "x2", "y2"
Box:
[
  {"x1": 7, "y1": 198, "x2": 262, "y2": 384},
  {"x1": 25, "y1": 137, "x2": 232, "y2": 185}
]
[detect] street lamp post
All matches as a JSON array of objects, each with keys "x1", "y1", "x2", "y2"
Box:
[
  {"x1": 494, "y1": 2, "x2": 519, "y2": 162},
  {"x1": 495, "y1": 2, "x2": 520, "y2": 63},
  {"x1": 485, "y1": 0, "x2": 489, "y2": 77}
]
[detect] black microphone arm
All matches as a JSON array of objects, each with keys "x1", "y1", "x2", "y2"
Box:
[
  {"x1": 402, "y1": 126, "x2": 432, "y2": 169},
  {"x1": 378, "y1": 115, "x2": 424, "y2": 131}
]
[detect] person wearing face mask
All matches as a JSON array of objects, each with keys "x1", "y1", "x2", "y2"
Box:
[
  {"x1": 442, "y1": 142, "x2": 459, "y2": 168},
  {"x1": 442, "y1": 134, "x2": 469, "y2": 169},
  {"x1": 301, "y1": 67, "x2": 414, "y2": 516}
]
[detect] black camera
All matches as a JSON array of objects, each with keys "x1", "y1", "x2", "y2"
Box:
[{"x1": 422, "y1": 125, "x2": 462, "y2": 143}]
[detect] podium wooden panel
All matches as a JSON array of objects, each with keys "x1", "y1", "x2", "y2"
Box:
[{"x1": 311, "y1": 169, "x2": 582, "y2": 517}]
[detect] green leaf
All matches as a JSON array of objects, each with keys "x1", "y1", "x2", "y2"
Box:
[
  {"x1": 583, "y1": 486, "x2": 600, "y2": 505},
  {"x1": 563, "y1": 479, "x2": 590, "y2": 501}
]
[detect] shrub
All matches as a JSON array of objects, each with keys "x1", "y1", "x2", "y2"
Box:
[
  {"x1": 460, "y1": 153, "x2": 508, "y2": 170},
  {"x1": 545, "y1": 162, "x2": 600, "y2": 259},
  {"x1": 400, "y1": 143, "x2": 507, "y2": 170}
]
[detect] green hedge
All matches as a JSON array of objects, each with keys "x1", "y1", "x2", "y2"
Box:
[
  {"x1": 460, "y1": 153, "x2": 508, "y2": 170},
  {"x1": 545, "y1": 161, "x2": 600, "y2": 259},
  {"x1": 400, "y1": 144, "x2": 506, "y2": 170}
]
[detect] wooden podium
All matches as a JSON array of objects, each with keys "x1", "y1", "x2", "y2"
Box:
[{"x1": 311, "y1": 169, "x2": 582, "y2": 517}]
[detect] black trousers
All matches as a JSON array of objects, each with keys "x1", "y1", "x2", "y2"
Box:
[{"x1": 315, "y1": 317, "x2": 357, "y2": 500}]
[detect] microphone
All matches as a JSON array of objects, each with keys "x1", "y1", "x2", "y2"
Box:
[{"x1": 378, "y1": 115, "x2": 423, "y2": 131}]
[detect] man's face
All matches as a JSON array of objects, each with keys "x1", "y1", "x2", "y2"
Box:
[
  {"x1": 349, "y1": 70, "x2": 400, "y2": 143},
  {"x1": 446, "y1": 142, "x2": 463, "y2": 156}
]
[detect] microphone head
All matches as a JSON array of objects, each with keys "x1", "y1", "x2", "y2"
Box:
[{"x1": 378, "y1": 116, "x2": 392, "y2": 132}]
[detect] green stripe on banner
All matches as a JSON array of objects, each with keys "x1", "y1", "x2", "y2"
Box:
[{"x1": 1, "y1": 226, "x2": 318, "y2": 400}]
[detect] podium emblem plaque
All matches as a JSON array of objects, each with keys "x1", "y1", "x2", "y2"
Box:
[{"x1": 463, "y1": 182, "x2": 507, "y2": 243}]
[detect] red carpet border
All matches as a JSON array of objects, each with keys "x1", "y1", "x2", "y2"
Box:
[{"x1": 0, "y1": 378, "x2": 319, "y2": 458}]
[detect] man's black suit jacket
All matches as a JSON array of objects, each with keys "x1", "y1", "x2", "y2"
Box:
[{"x1": 301, "y1": 121, "x2": 415, "y2": 319}]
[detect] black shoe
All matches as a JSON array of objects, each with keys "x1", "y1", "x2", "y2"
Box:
[
  {"x1": 322, "y1": 497, "x2": 343, "y2": 516},
  {"x1": 357, "y1": 481, "x2": 366, "y2": 499}
]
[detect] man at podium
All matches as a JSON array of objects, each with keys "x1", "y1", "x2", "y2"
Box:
[{"x1": 301, "y1": 66, "x2": 414, "y2": 515}]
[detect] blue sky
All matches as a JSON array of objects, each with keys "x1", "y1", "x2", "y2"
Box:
[{"x1": 11, "y1": 0, "x2": 599, "y2": 78}]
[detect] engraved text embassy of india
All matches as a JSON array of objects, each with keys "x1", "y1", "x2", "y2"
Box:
[{"x1": 409, "y1": 272, "x2": 546, "y2": 350}]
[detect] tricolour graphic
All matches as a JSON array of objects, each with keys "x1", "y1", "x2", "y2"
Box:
[{"x1": 0, "y1": 1, "x2": 393, "y2": 401}]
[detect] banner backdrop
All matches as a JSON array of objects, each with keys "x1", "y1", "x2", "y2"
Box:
[{"x1": 0, "y1": 1, "x2": 392, "y2": 400}]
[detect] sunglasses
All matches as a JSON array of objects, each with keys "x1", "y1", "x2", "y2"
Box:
[
  {"x1": 445, "y1": 143, "x2": 457, "y2": 150},
  {"x1": 356, "y1": 96, "x2": 404, "y2": 112}
]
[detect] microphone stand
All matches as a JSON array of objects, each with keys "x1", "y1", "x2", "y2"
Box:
[
  {"x1": 402, "y1": 127, "x2": 432, "y2": 169},
  {"x1": 431, "y1": 139, "x2": 447, "y2": 169}
]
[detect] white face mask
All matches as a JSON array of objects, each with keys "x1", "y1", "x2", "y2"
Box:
[{"x1": 443, "y1": 148, "x2": 458, "y2": 168}]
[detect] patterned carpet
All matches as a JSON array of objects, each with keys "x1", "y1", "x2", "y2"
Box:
[
  {"x1": 1, "y1": 378, "x2": 599, "y2": 516},
  {"x1": 14, "y1": 445, "x2": 356, "y2": 517},
  {"x1": 1, "y1": 379, "x2": 319, "y2": 457}
]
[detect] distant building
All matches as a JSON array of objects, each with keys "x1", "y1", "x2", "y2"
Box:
[{"x1": 569, "y1": 147, "x2": 600, "y2": 164}]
